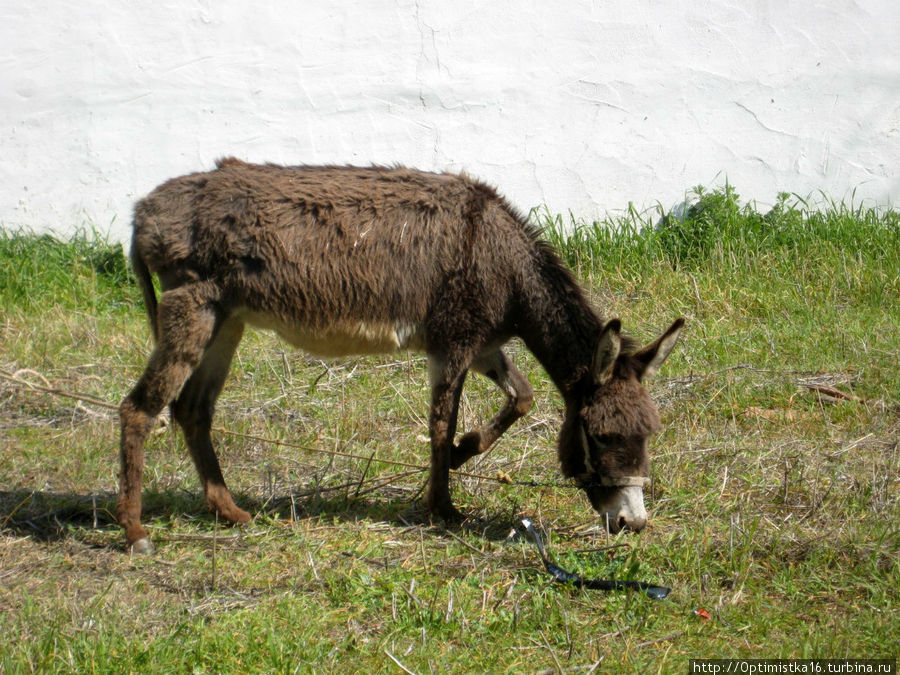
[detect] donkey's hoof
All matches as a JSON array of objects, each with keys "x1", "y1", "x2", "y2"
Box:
[
  {"x1": 445, "y1": 507, "x2": 465, "y2": 523},
  {"x1": 429, "y1": 503, "x2": 465, "y2": 524},
  {"x1": 218, "y1": 506, "x2": 251, "y2": 526},
  {"x1": 206, "y1": 489, "x2": 252, "y2": 526},
  {"x1": 128, "y1": 537, "x2": 154, "y2": 555}
]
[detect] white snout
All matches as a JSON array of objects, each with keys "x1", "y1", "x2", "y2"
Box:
[{"x1": 604, "y1": 486, "x2": 648, "y2": 533}]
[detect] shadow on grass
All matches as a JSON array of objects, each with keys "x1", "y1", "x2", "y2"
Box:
[{"x1": 0, "y1": 487, "x2": 522, "y2": 549}]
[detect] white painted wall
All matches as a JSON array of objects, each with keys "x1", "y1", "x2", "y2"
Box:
[{"x1": 2, "y1": 1, "x2": 898, "y2": 240}]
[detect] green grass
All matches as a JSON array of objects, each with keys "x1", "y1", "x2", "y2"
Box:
[
  {"x1": 1, "y1": 187, "x2": 898, "y2": 673},
  {"x1": 541, "y1": 184, "x2": 900, "y2": 272},
  {"x1": 0, "y1": 226, "x2": 134, "y2": 312}
]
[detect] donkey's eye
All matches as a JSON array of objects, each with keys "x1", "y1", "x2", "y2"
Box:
[
  {"x1": 580, "y1": 422, "x2": 618, "y2": 453},
  {"x1": 585, "y1": 432, "x2": 618, "y2": 450}
]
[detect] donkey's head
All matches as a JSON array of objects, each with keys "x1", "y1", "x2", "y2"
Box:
[{"x1": 559, "y1": 318, "x2": 684, "y2": 533}]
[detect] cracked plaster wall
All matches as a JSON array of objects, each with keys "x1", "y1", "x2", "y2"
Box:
[{"x1": 2, "y1": 0, "x2": 898, "y2": 240}]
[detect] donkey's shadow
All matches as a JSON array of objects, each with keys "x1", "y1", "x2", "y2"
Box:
[
  {"x1": 0, "y1": 488, "x2": 521, "y2": 548},
  {"x1": 0, "y1": 489, "x2": 119, "y2": 543}
]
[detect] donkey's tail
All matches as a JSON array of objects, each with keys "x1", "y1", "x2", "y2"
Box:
[{"x1": 130, "y1": 233, "x2": 159, "y2": 342}]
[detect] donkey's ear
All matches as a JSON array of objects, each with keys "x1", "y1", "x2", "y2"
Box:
[
  {"x1": 634, "y1": 318, "x2": 684, "y2": 380},
  {"x1": 593, "y1": 319, "x2": 622, "y2": 383}
]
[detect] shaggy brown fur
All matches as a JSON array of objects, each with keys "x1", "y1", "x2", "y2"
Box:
[{"x1": 118, "y1": 158, "x2": 683, "y2": 553}]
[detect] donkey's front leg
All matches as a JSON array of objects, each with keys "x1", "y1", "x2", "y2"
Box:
[
  {"x1": 451, "y1": 349, "x2": 534, "y2": 469},
  {"x1": 426, "y1": 358, "x2": 468, "y2": 521}
]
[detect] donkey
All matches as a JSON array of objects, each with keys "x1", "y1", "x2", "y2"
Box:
[{"x1": 118, "y1": 158, "x2": 683, "y2": 553}]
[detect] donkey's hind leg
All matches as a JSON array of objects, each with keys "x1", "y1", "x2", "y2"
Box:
[
  {"x1": 171, "y1": 315, "x2": 249, "y2": 527},
  {"x1": 450, "y1": 349, "x2": 534, "y2": 470},
  {"x1": 118, "y1": 283, "x2": 219, "y2": 553}
]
